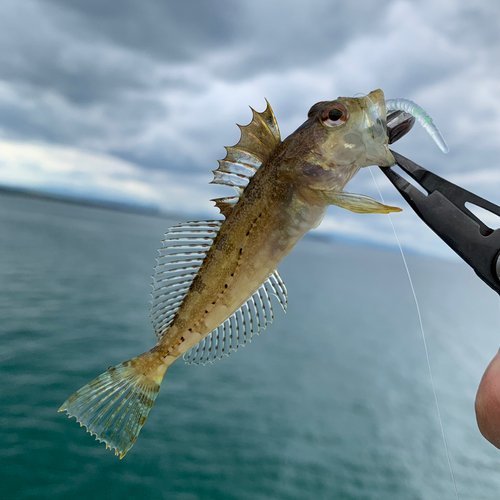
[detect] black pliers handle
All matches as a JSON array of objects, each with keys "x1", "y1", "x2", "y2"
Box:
[{"x1": 379, "y1": 148, "x2": 500, "y2": 296}]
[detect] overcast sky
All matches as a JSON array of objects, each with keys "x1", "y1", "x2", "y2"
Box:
[{"x1": 0, "y1": 0, "x2": 499, "y2": 256}]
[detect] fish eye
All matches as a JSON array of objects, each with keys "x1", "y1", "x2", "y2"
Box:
[
  {"x1": 321, "y1": 105, "x2": 348, "y2": 127},
  {"x1": 328, "y1": 109, "x2": 343, "y2": 121}
]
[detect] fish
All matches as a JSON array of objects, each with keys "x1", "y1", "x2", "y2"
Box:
[{"x1": 59, "y1": 88, "x2": 403, "y2": 458}]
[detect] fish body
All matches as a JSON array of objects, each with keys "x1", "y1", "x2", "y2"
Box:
[
  {"x1": 60, "y1": 89, "x2": 401, "y2": 457},
  {"x1": 157, "y1": 89, "x2": 397, "y2": 362}
]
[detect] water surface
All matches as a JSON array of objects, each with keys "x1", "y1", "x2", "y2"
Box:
[{"x1": 1, "y1": 194, "x2": 499, "y2": 499}]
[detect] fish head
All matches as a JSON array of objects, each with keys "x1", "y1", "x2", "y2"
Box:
[{"x1": 298, "y1": 89, "x2": 396, "y2": 169}]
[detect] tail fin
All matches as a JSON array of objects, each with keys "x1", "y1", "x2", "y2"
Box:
[{"x1": 59, "y1": 351, "x2": 167, "y2": 458}]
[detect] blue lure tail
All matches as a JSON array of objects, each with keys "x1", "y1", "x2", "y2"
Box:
[{"x1": 385, "y1": 98, "x2": 450, "y2": 154}]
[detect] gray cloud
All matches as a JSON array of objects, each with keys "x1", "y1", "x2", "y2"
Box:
[
  {"x1": 0, "y1": 0, "x2": 392, "y2": 152},
  {"x1": 42, "y1": 0, "x2": 393, "y2": 76},
  {"x1": 46, "y1": 0, "x2": 239, "y2": 63},
  {"x1": 0, "y1": 0, "x2": 499, "y2": 256}
]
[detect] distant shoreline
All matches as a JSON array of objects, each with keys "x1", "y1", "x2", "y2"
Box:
[
  {"x1": 0, "y1": 184, "x2": 336, "y2": 244},
  {"x1": 0, "y1": 184, "x2": 451, "y2": 259},
  {"x1": 0, "y1": 184, "x2": 170, "y2": 218}
]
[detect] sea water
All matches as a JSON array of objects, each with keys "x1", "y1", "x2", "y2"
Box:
[{"x1": 1, "y1": 194, "x2": 499, "y2": 499}]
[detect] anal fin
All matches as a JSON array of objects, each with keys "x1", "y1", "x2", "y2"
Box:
[{"x1": 183, "y1": 270, "x2": 287, "y2": 366}]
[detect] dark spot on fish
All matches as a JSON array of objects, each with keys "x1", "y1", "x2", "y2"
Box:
[
  {"x1": 302, "y1": 162, "x2": 328, "y2": 177},
  {"x1": 191, "y1": 278, "x2": 206, "y2": 293},
  {"x1": 205, "y1": 310, "x2": 208, "y2": 314},
  {"x1": 239, "y1": 248, "x2": 242, "y2": 254},
  {"x1": 259, "y1": 213, "x2": 262, "y2": 217},
  {"x1": 225, "y1": 284, "x2": 228, "y2": 288},
  {"x1": 216, "y1": 233, "x2": 228, "y2": 251},
  {"x1": 189, "y1": 328, "x2": 192, "y2": 332},
  {"x1": 139, "y1": 416, "x2": 147, "y2": 426},
  {"x1": 181, "y1": 337, "x2": 185, "y2": 342},
  {"x1": 246, "y1": 231, "x2": 250, "y2": 236},
  {"x1": 231, "y1": 273, "x2": 234, "y2": 277}
]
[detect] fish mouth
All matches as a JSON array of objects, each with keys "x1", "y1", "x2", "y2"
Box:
[
  {"x1": 361, "y1": 90, "x2": 396, "y2": 167},
  {"x1": 362, "y1": 89, "x2": 389, "y2": 139}
]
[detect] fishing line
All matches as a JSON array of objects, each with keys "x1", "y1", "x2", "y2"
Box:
[{"x1": 369, "y1": 167, "x2": 459, "y2": 500}]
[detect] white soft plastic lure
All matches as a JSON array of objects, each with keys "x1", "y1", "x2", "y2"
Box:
[{"x1": 386, "y1": 98, "x2": 450, "y2": 154}]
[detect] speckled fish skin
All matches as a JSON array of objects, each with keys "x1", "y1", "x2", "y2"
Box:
[
  {"x1": 59, "y1": 89, "x2": 401, "y2": 458},
  {"x1": 153, "y1": 89, "x2": 397, "y2": 365}
]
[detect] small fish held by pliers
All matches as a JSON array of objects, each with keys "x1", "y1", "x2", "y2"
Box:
[{"x1": 60, "y1": 89, "x2": 446, "y2": 458}]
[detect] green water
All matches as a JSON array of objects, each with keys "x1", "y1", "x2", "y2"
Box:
[{"x1": 1, "y1": 194, "x2": 499, "y2": 499}]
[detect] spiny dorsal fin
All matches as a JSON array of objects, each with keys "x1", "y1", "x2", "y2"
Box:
[
  {"x1": 183, "y1": 270, "x2": 288, "y2": 366},
  {"x1": 211, "y1": 100, "x2": 281, "y2": 216},
  {"x1": 213, "y1": 196, "x2": 239, "y2": 218},
  {"x1": 150, "y1": 220, "x2": 222, "y2": 340}
]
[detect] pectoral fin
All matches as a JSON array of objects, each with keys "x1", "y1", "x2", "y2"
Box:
[{"x1": 318, "y1": 190, "x2": 402, "y2": 214}]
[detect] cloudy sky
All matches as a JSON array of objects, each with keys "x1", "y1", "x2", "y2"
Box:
[{"x1": 0, "y1": 0, "x2": 499, "y2": 256}]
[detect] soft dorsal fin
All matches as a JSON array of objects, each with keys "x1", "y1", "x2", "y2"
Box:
[
  {"x1": 211, "y1": 100, "x2": 281, "y2": 217},
  {"x1": 150, "y1": 220, "x2": 223, "y2": 340},
  {"x1": 183, "y1": 270, "x2": 287, "y2": 366}
]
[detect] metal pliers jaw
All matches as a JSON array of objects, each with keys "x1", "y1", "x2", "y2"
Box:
[{"x1": 383, "y1": 111, "x2": 500, "y2": 296}]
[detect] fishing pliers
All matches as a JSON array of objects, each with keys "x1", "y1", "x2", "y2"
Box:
[{"x1": 384, "y1": 111, "x2": 500, "y2": 295}]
